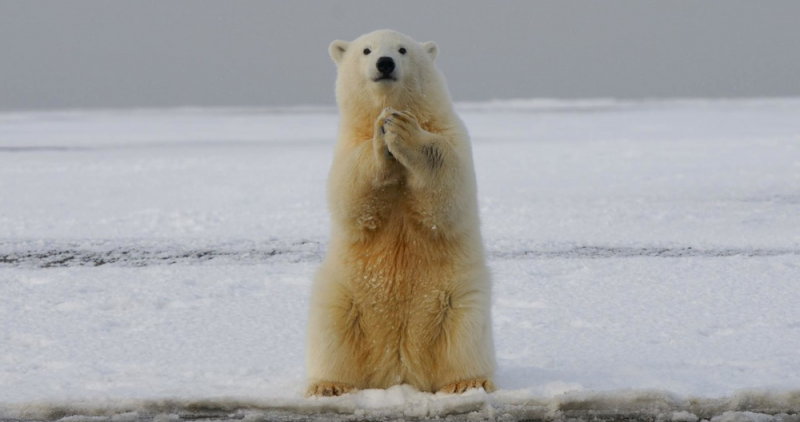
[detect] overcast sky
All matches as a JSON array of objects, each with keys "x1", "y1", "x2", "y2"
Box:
[{"x1": 1, "y1": 1, "x2": 799, "y2": 110}]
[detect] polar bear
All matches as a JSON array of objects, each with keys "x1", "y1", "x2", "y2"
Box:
[{"x1": 306, "y1": 29, "x2": 495, "y2": 397}]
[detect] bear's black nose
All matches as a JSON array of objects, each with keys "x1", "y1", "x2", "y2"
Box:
[{"x1": 376, "y1": 57, "x2": 395, "y2": 75}]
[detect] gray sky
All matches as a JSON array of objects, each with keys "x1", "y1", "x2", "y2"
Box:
[{"x1": 1, "y1": 0, "x2": 799, "y2": 111}]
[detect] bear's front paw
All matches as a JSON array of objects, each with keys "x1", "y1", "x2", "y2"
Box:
[
  {"x1": 437, "y1": 378, "x2": 496, "y2": 394},
  {"x1": 373, "y1": 108, "x2": 398, "y2": 161},
  {"x1": 306, "y1": 381, "x2": 358, "y2": 397},
  {"x1": 380, "y1": 109, "x2": 421, "y2": 155}
]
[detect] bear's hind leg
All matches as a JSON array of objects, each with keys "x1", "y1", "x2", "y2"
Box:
[
  {"x1": 425, "y1": 282, "x2": 496, "y2": 394},
  {"x1": 306, "y1": 274, "x2": 369, "y2": 396}
]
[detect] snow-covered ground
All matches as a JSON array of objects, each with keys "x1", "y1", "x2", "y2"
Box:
[{"x1": 1, "y1": 100, "x2": 799, "y2": 421}]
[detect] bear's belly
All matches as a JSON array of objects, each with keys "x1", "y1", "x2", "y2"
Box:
[{"x1": 343, "y1": 224, "x2": 462, "y2": 388}]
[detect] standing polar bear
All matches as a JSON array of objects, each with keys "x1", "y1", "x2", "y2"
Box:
[{"x1": 306, "y1": 29, "x2": 495, "y2": 396}]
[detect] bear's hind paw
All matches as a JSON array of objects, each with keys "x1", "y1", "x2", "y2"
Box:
[
  {"x1": 438, "y1": 378, "x2": 496, "y2": 394},
  {"x1": 306, "y1": 381, "x2": 357, "y2": 397}
]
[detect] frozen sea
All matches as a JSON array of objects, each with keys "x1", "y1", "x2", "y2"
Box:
[{"x1": 1, "y1": 100, "x2": 799, "y2": 421}]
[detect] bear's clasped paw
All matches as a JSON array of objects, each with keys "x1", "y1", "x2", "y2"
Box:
[{"x1": 380, "y1": 109, "x2": 420, "y2": 155}]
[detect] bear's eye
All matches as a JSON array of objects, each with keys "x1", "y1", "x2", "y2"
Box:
[
  {"x1": 399, "y1": 47, "x2": 407, "y2": 55},
  {"x1": 363, "y1": 48, "x2": 371, "y2": 55}
]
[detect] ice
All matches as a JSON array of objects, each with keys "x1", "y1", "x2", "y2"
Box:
[{"x1": 1, "y1": 99, "x2": 799, "y2": 420}]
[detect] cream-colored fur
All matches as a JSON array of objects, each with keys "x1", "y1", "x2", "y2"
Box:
[{"x1": 306, "y1": 30, "x2": 495, "y2": 396}]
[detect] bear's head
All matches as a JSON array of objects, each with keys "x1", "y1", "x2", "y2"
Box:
[{"x1": 329, "y1": 30, "x2": 443, "y2": 113}]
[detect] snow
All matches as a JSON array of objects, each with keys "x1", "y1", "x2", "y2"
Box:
[{"x1": 1, "y1": 99, "x2": 799, "y2": 421}]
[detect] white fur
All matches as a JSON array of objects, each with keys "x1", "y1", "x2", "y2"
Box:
[{"x1": 306, "y1": 30, "x2": 495, "y2": 396}]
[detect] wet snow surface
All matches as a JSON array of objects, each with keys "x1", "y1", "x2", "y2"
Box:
[{"x1": 1, "y1": 100, "x2": 799, "y2": 421}]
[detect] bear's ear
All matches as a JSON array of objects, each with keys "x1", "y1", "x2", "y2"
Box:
[
  {"x1": 329, "y1": 40, "x2": 350, "y2": 65},
  {"x1": 422, "y1": 41, "x2": 438, "y2": 62}
]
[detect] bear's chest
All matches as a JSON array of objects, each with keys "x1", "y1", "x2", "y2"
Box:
[
  {"x1": 350, "y1": 225, "x2": 449, "y2": 285},
  {"x1": 355, "y1": 183, "x2": 437, "y2": 233}
]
